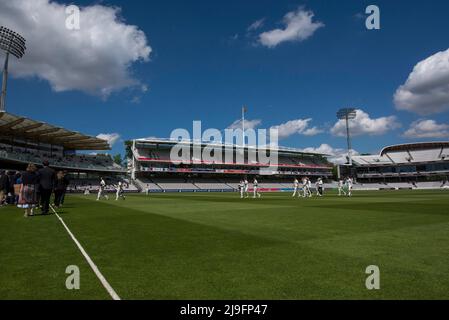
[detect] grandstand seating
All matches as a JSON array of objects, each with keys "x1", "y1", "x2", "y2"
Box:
[
  {"x1": 225, "y1": 182, "x2": 240, "y2": 190},
  {"x1": 133, "y1": 147, "x2": 330, "y2": 168},
  {"x1": 67, "y1": 176, "x2": 137, "y2": 192},
  {"x1": 417, "y1": 181, "x2": 444, "y2": 189},
  {"x1": 135, "y1": 178, "x2": 163, "y2": 191},
  {"x1": 387, "y1": 182, "x2": 414, "y2": 189},
  {"x1": 257, "y1": 183, "x2": 287, "y2": 189},
  {"x1": 324, "y1": 182, "x2": 338, "y2": 189},
  {"x1": 9, "y1": 170, "x2": 444, "y2": 193},
  {"x1": 193, "y1": 178, "x2": 233, "y2": 190},
  {"x1": 354, "y1": 144, "x2": 449, "y2": 166},
  {"x1": 0, "y1": 144, "x2": 123, "y2": 172},
  {"x1": 151, "y1": 178, "x2": 199, "y2": 191},
  {"x1": 352, "y1": 143, "x2": 449, "y2": 187},
  {"x1": 350, "y1": 181, "x2": 447, "y2": 190},
  {"x1": 353, "y1": 183, "x2": 389, "y2": 190},
  {"x1": 125, "y1": 142, "x2": 449, "y2": 192}
]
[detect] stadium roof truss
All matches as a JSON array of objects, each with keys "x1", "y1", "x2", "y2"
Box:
[
  {"x1": 0, "y1": 112, "x2": 110, "y2": 150},
  {"x1": 352, "y1": 142, "x2": 449, "y2": 166},
  {"x1": 380, "y1": 142, "x2": 449, "y2": 156}
]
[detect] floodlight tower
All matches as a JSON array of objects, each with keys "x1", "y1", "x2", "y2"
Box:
[
  {"x1": 337, "y1": 108, "x2": 357, "y2": 166},
  {"x1": 0, "y1": 26, "x2": 26, "y2": 112}
]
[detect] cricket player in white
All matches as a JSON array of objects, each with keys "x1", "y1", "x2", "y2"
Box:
[
  {"x1": 338, "y1": 179, "x2": 347, "y2": 196},
  {"x1": 239, "y1": 180, "x2": 244, "y2": 199},
  {"x1": 244, "y1": 179, "x2": 249, "y2": 198},
  {"x1": 301, "y1": 178, "x2": 307, "y2": 198},
  {"x1": 346, "y1": 177, "x2": 353, "y2": 197},
  {"x1": 307, "y1": 178, "x2": 313, "y2": 198},
  {"x1": 316, "y1": 178, "x2": 324, "y2": 197},
  {"x1": 97, "y1": 178, "x2": 109, "y2": 201},
  {"x1": 115, "y1": 181, "x2": 126, "y2": 201},
  {"x1": 292, "y1": 178, "x2": 300, "y2": 197},
  {"x1": 253, "y1": 178, "x2": 261, "y2": 198}
]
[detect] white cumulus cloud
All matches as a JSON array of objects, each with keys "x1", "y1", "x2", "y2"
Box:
[
  {"x1": 0, "y1": 0, "x2": 151, "y2": 97},
  {"x1": 270, "y1": 118, "x2": 322, "y2": 139},
  {"x1": 227, "y1": 117, "x2": 322, "y2": 140},
  {"x1": 247, "y1": 19, "x2": 265, "y2": 32},
  {"x1": 331, "y1": 110, "x2": 400, "y2": 137},
  {"x1": 303, "y1": 126, "x2": 324, "y2": 136},
  {"x1": 258, "y1": 9, "x2": 324, "y2": 48},
  {"x1": 300, "y1": 144, "x2": 359, "y2": 165},
  {"x1": 403, "y1": 119, "x2": 449, "y2": 139},
  {"x1": 394, "y1": 48, "x2": 449, "y2": 115},
  {"x1": 228, "y1": 119, "x2": 262, "y2": 130},
  {"x1": 97, "y1": 133, "x2": 121, "y2": 147}
]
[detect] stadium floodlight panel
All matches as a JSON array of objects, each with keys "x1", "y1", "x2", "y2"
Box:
[
  {"x1": 337, "y1": 108, "x2": 357, "y2": 120},
  {"x1": 0, "y1": 26, "x2": 26, "y2": 59}
]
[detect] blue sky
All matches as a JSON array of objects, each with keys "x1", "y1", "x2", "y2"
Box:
[{"x1": 3, "y1": 0, "x2": 449, "y2": 158}]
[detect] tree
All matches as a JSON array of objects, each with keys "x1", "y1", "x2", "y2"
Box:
[
  {"x1": 124, "y1": 140, "x2": 133, "y2": 160},
  {"x1": 113, "y1": 154, "x2": 123, "y2": 166},
  {"x1": 332, "y1": 166, "x2": 339, "y2": 180}
]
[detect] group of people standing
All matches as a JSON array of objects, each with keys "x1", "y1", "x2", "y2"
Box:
[
  {"x1": 95, "y1": 177, "x2": 126, "y2": 201},
  {"x1": 337, "y1": 177, "x2": 354, "y2": 197},
  {"x1": 237, "y1": 176, "x2": 352, "y2": 199},
  {"x1": 239, "y1": 178, "x2": 261, "y2": 199},
  {"x1": 292, "y1": 177, "x2": 324, "y2": 198},
  {"x1": 0, "y1": 170, "x2": 22, "y2": 206},
  {"x1": 12, "y1": 161, "x2": 70, "y2": 217}
]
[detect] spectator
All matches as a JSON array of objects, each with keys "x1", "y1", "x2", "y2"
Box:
[
  {"x1": 54, "y1": 171, "x2": 67, "y2": 208},
  {"x1": 7, "y1": 171, "x2": 16, "y2": 205},
  {"x1": 18, "y1": 164, "x2": 39, "y2": 217},
  {"x1": 14, "y1": 171, "x2": 22, "y2": 204},
  {"x1": 38, "y1": 160, "x2": 56, "y2": 215},
  {"x1": 60, "y1": 171, "x2": 70, "y2": 206},
  {"x1": 0, "y1": 170, "x2": 9, "y2": 206}
]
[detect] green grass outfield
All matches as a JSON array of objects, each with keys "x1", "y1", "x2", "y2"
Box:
[{"x1": 1, "y1": 189, "x2": 449, "y2": 300}]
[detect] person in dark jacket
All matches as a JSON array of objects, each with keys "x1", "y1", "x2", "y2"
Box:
[
  {"x1": 60, "y1": 171, "x2": 70, "y2": 206},
  {"x1": 18, "y1": 164, "x2": 39, "y2": 217},
  {"x1": 0, "y1": 170, "x2": 9, "y2": 206},
  {"x1": 7, "y1": 171, "x2": 16, "y2": 204},
  {"x1": 38, "y1": 160, "x2": 56, "y2": 215},
  {"x1": 54, "y1": 171, "x2": 67, "y2": 208},
  {"x1": 14, "y1": 171, "x2": 22, "y2": 205}
]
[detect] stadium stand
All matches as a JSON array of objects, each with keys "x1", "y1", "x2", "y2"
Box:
[
  {"x1": 132, "y1": 138, "x2": 332, "y2": 170},
  {"x1": 67, "y1": 177, "x2": 137, "y2": 193},
  {"x1": 387, "y1": 182, "x2": 414, "y2": 189},
  {"x1": 4, "y1": 112, "x2": 446, "y2": 193},
  {"x1": 351, "y1": 142, "x2": 449, "y2": 187},
  {"x1": 130, "y1": 138, "x2": 333, "y2": 192},
  {"x1": 0, "y1": 145, "x2": 122, "y2": 172},
  {"x1": 0, "y1": 112, "x2": 125, "y2": 173},
  {"x1": 193, "y1": 178, "x2": 234, "y2": 191},
  {"x1": 417, "y1": 181, "x2": 445, "y2": 189},
  {"x1": 135, "y1": 177, "x2": 163, "y2": 191},
  {"x1": 151, "y1": 178, "x2": 199, "y2": 191},
  {"x1": 352, "y1": 183, "x2": 390, "y2": 190},
  {"x1": 0, "y1": 112, "x2": 127, "y2": 195}
]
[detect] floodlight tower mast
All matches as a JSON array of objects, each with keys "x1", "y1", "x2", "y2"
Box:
[
  {"x1": 337, "y1": 108, "x2": 357, "y2": 166},
  {"x1": 242, "y1": 106, "x2": 247, "y2": 148},
  {"x1": 0, "y1": 26, "x2": 26, "y2": 112}
]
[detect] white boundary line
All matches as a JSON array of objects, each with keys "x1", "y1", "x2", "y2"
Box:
[{"x1": 50, "y1": 205, "x2": 121, "y2": 300}]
